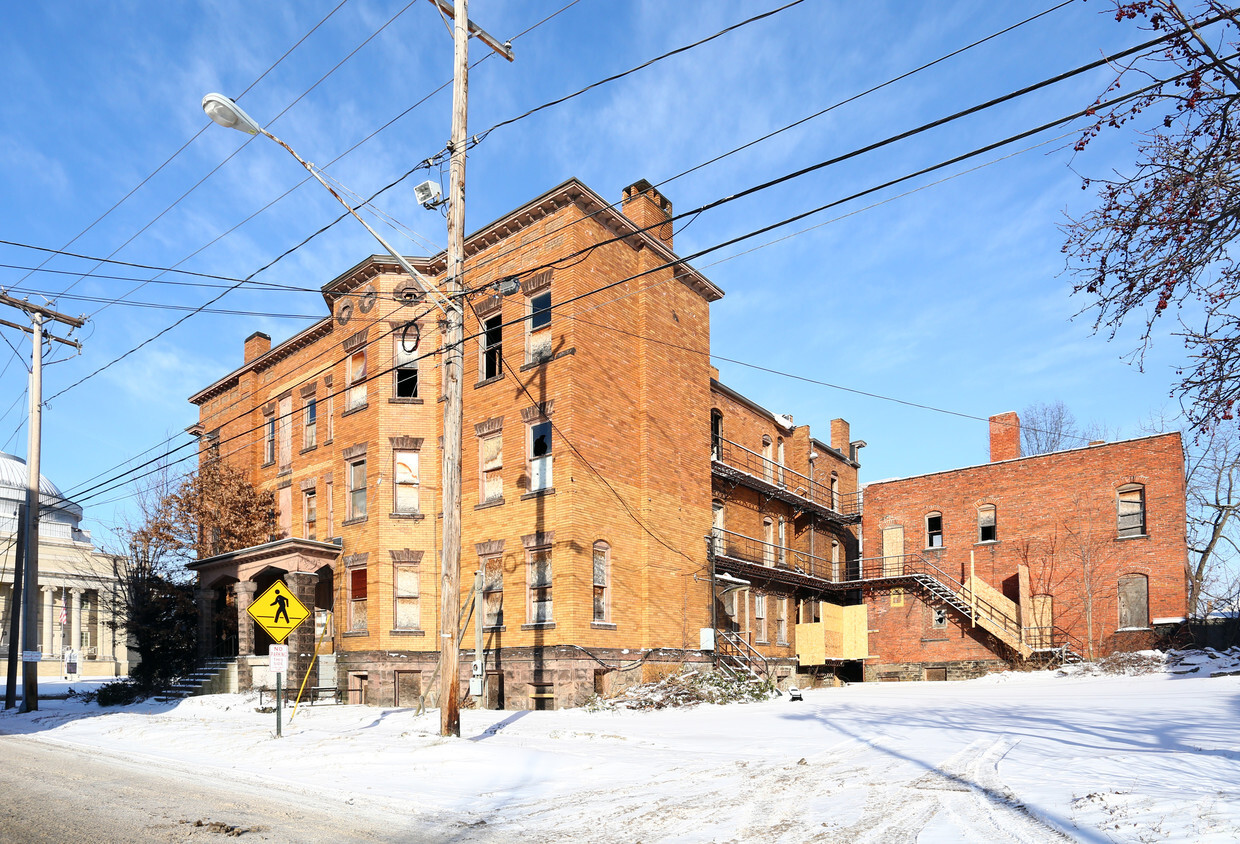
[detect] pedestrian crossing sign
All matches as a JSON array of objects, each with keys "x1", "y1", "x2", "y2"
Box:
[{"x1": 247, "y1": 582, "x2": 311, "y2": 643}]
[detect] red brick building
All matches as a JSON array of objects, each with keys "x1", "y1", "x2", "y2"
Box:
[{"x1": 857, "y1": 412, "x2": 1188, "y2": 681}]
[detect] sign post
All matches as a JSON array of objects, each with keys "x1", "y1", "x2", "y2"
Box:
[
  {"x1": 269, "y1": 644, "x2": 288, "y2": 738},
  {"x1": 247, "y1": 582, "x2": 309, "y2": 739}
]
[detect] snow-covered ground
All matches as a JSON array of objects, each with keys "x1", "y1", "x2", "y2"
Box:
[{"x1": 4, "y1": 651, "x2": 1240, "y2": 843}]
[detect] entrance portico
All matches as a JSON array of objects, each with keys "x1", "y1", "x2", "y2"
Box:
[{"x1": 189, "y1": 537, "x2": 339, "y2": 691}]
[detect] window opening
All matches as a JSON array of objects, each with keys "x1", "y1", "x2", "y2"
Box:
[
  {"x1": 926, "y1": 513, "x2": 943, "y2": 548},
  {"x1": 394, "y1": 564, "x2": 420, "y2": 630},
  {"x1": 394, "y1": 334, "x2": 419, "y2": 398},
  {"x1": 348, "y1": 458, "x2": 367, "y2": 520},
  {"x1": 482, "y1": 315, "x2": 503, "y2": 380},
  {"x1": 483, "y1": 556, "x2": 503, "y2": 627},
  {"x1": 978, "y1": 505, "x2": 997, "y2": 543},
  {"x1": 349, "y1": 566, "x2": 367, "y2": 632},
  {"x1": 528, "y1": 547, "x2": 553, "y2": 623},
  {"x1": 593, "y1": 542, "x2": 610, "y2": 623},
  {"x1": 394, "y1": 451, "x2": 419, "y2": 514},
  {"x1": 1118, "y1": 485, "x2": 1146, "y2": 537},
  {"x1": 529, "y1": 420, "x2": 553, "y2": 492}
]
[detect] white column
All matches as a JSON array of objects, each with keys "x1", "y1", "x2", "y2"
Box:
[
  {"x1": 40, "y1": 586, "x2": 53, "y2": 656},
  {"x1": 70, "y1": 588, "x2": 83, "y2": 656}
]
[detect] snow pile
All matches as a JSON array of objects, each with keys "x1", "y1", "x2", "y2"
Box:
[
  {"x1": 1167, "y1": 645, "x2": 1240, "y2": 676},
  {"x1": 588, "y1": 667, "x2": 775, "y2": 710},
  {"x1": 1059, "y1": 649, "x2": 1168, "y2": 677}
]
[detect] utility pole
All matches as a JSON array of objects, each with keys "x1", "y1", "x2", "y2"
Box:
[
  {"x1": 433, "y1": 0, "x2": 512, "y2": 738},
  {"x1": 0, "y1": 293, "x2": 84, "y2": 712},
  {"x1": 4, "y1": 500, "x2": 26, "y2": 709}
]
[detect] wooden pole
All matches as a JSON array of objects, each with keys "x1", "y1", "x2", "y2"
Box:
[
  {"x1": 21, "y1": 313, "x2": 43, "y2": 712},
  {"x1": 439, "y1": 0, "x2": 470, "y2": 738}
]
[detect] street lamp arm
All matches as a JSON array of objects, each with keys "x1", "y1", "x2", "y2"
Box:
[{"x1": 201, "y1": 93, "x2": 449, "y2": 313}]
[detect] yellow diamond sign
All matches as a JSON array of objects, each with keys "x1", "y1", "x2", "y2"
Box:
[{"x1": 247, "y1": 581, "x2": 311, "y2": 643}]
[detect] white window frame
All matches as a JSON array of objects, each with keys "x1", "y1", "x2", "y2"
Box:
[
  {"x1": 303, "y1": 488, "x2": 317, "y2": 539},
  {"x1": 393, "y1": 563, "x2": 420, "y2": 631},
  {"x1": 303, "y1": 398, "x2": 317, "y2": 450},
  {"x1": 394, "y1": 334, "x2": 419, "y2": 399},
  {"x1": 592, "y1": 541, "x2": 610, "y2": 623},
  {"x1": 348, "y1": 564, "x2": 367, "y2": 632},
  {"x1": 347, "y1": 458, "x2": 367, "y2": 521},
  {"x1": 479, "y1": 432, "x2": 503, "y2": 503},
  {"x1": 526, "y1": 290, "x2": 552, "y2": 363},
  {"x1": 528, "y1": 420, "x2": 553, "y2": 493},
  {"x1": 393, "y1": 450, "x2": 420, "y2": 515}
]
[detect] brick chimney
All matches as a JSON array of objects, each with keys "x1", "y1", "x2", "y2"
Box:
[
  {"x1": 830, "y1": 418, "x2": 850, "y2": 453},
  {"x1": 244, "y1": 331, "x2": 271, "y2": 363},
  {"x1": 622, "y1": 179, "x2": 673, "y2": 249},
  {"x1": 989, "y1": 412, "x2": 1021, "y2": 462}
]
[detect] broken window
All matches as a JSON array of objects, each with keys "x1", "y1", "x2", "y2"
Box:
[
  {"x1": 1117, "y1": 485, "x2": 1146, "y2": 537},
  {"x1": 394, "y1": 334, "x2": 419, "y2": 399},
  {"x1": 481, "y1": 314, "x2": 502, "y2": 380},
  {"x1": 978, "y1": 505, "x2": 997, "y2": 543},
  {"x1": 483, "y1": 555, "x2": 503, "y2": 627},
  {"x1": 593, "y1": 541, "x2": 610, "y2": 623},
  {"x1": 528, "y1": 547, "x2": 552, "y2": 624},
  {"x1": 710, "y1": 410, "x2": 723, "y2": 460},
  {"x1": 926, "y1": 513, "x2": 943, "y2": 548},
  {"x1": 711, "y1": 500, "x2": 725, "y2": 556},
  {"x1": 529, "y1": 420, "x2": 553, "y2": 492},
  {"x1": 932, "y1": 607, "x2": 948, "y2": 628},
  {"x1": 527, "y1": 291, "x2": 552, "y2": 363}
]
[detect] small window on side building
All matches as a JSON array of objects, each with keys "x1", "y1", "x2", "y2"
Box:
[
  {"x1": 926, "y1": 513, "x2": 943, "y2": 548},
  {"x1": 593, "y1": 541, "x2": 610, "y2": 623},
  {"x1": 1118, "y1": 485, "x2": 1146, "y2": 537},
  {"x1": 978, "y1": 505, "x2": 996, "y2": 543}
]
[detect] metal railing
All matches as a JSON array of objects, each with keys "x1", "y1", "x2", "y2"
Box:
[
  {"x1": 711, "y1": 437, "x2": 861, "y2": 516},
  {"x1": 1025, "y1": 625, "x2": 1083, "y2": 660},
  {"x1": 846, "y1": 552, "x2": 1023, "y2": 644},
  {"x1": 716, "y1": 629, "x2": 771, "y2": 681},
  {"x1": 711, "y1": 528, "x2": 840, "y2": 581}
]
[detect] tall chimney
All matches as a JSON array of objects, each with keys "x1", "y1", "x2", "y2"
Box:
[
  {"x1": 622, "y1": 179, "x2": 673, "y2": 249},
  {"x1": 244, "y1": 331, "x2": 271, "y2": 364},
  {"x1": 989, "y1": 412, "x2": 1021, "y2": 462},
  {"x1": 830, "y1": 418, "x2": 850, "y2": 453}
]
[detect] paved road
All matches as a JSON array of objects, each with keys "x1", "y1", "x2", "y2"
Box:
[{"x1": 0, "y1": 734, "x2": 490, "y2": 844}]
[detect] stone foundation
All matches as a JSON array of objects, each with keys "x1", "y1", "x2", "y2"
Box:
[{"x1": 864, "y1": 658, "x2": 1007, "y2": 682}]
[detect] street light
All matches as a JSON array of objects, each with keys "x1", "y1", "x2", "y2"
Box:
[
  {"x1": 200, "y1": 93, "x2": 447, "y2": 312},
  {"x1": 202, "y1": 91, "x2": 463, "y2": 733}
]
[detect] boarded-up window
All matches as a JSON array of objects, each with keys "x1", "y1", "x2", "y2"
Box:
[
  {"x1": 528, "y1": 547, "x2": 552, "y2": 623},
  {"x1": 483, "y1": 556, "x2": 503, "y2": 627},
  {"x1": 394, "y1": 450, "x2": 419, "y2": 514},
  {"x1": 1118, "y1": 485, "x2": 1146, "y2": 537},
  {"x1": 349, "y1": 566, "x2": 367, "y2": 632},
  {"x1": 394, "y1": 564, "x2": 419, "y2": 630},
  {"x1": 277, "y1": 486, "x2": 292, "y2": 539},
  {"x1": 593, "y1": 542, "x2": 609, "y2": 623},
  {"x1": 394, "y1": 671, "x2": 420, "y2": 707},
  {"x1": 480, "y1": 434, "x2": 502, "y2": 502},
  {"x1": 1118, "y1": 574, "x2": 1150, "y2": 629},
  {"x1": 277, "y1": 395, "x2": 292, "y2": 471},
  {"x1": 347, "y1": 350, "x2": 367, "y2": 410},
  {"x1": 925, "y1": 667, "x2": 947, "y2": 682}
]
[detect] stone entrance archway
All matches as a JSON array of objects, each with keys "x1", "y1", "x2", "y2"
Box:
[{"x1": 190, "y1": 537, "x2": 340, "y2": 691}]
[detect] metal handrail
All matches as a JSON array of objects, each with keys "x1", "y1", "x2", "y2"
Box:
[
  {"x1": 717, "y1": 629, "x2": 770, "y2": 679},
  {"x1": 847, "y1": 552, "x2": 1022, "y2": 639},
  {"x1": 1025, "y1": 625, "x2": 1083, "y2": 654},
  {"x1": 712, "y1": 528, "x2": 838, "y2": 580},
  {"x1": 711, "y1": 437, "x2": 861, "y2": 516}
]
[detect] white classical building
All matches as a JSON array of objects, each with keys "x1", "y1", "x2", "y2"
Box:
[{"x1": 0, "y1": 451, "x2": 133, "y2": 677}]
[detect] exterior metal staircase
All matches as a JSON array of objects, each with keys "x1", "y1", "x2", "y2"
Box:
[{"x1": 715, "y1": 630, "x2": 774, "y2": 684}]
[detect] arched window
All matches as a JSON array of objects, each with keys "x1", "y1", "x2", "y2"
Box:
[
  {"x1": 776, "y1": 438, "x2": 785, "y2": 486},
  {"x1": 777, "y1": 516, "x2": 786, "y2": 565},
  {"x1": 592, "y1": 541, "x2": 610, "y2": 623},
  {"x1": 1117, "y1": 484, "x2": 1146, "y2": 537},
  {"x1": 977, "y1": 505, "x2": 997, "y2": 543},
  {"x1": 830, "y1": 472, "x2": 840, "y2": 511},
  {"x1": 710, "y1": 410, "x2": 724, "y2": 460},
  {"x1": 761, "y1": 435, "x2": 773, "y2": 482},
  {"x1": 925, "y1": 512, "x2": 943, "y2": 548},
  {"x1": 763, "y1": 517, "x2": 774, "y2": 566}
]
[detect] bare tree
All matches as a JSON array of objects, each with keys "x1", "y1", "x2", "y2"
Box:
[
  {"x1": 105, "y1": 457, "x2": 274, "y2": 690},
  {"x1": 1060, "y1": 495, "x2": 1120, "y2": 660},
  {"x1": 1064, "y1": 0, "x2": 1240, "y2": 427},
  {"x1": 1022, "y1": 401, "x2": 1082, "y2": 456}
]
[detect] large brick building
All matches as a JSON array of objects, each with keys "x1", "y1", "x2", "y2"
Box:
[
  {"x1": 185, "y1": 177, "x2": 1188, "y2": 706},
  {"x1": 857, "y1": 412, "x2": 1188, "y2": 681},
  {"x1": 189, "y1": 177, "x2": 859, "y2": 708}
]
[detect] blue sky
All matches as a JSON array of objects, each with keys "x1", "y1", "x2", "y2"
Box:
[{"x1": 0, "y1": 1, "x2": 1188, "y2": 544}]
